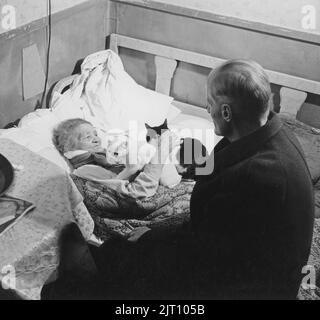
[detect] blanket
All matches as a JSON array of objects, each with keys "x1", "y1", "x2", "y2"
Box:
[{"x1": 71, "y1": 174, "x2": 195, "y2": 242}]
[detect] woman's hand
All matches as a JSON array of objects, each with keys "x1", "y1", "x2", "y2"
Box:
[
  {"x1": 116, "y1": 150, "x2": 144, "y2": 180},
  {"x1": 117, "y1": 164, "x2": 142, "y2": 180}
]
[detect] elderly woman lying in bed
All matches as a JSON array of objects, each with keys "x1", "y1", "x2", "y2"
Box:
[
  {"x1": 52, "y1": 119, "x2": 205, "y2": 241},
  {"x1": 53, "y1": 118, "x2": 181, "y2": 199}
]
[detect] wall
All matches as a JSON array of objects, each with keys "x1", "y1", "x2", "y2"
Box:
[
  {"x1": 1, "y1": 0, "x2": 319, "y2": 128},
  {"x1": 110, "y1": 0, "x2": 320, "y2": 125},
  {"x1": 0, "y1": 0, "x2": 114, "y2": 128},
  {"x1": 0, "y1": 0, "x2": 89, "y2": 34},
  {"x1": 139, "y1": 0, "x2": 320, "y2": 34}
]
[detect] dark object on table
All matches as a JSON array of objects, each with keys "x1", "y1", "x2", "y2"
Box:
[{"x1": 0, "y1": 154, "x2": 14, "y2": 196}]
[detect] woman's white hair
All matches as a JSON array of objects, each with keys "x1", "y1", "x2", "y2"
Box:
[{"x1": 53, "y1": 118, "x2": 91, "y2": 154}]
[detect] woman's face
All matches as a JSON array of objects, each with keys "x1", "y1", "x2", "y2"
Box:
[{"x1": 75, "y1": 124, "x2": 102, "y2": 152}]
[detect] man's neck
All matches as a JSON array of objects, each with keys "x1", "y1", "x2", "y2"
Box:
[{"x1": 227, "y1": 117, "x2": 268, "y2": 143}]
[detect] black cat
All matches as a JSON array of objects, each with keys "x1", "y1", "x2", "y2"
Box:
[
  {"x1": 145, "y1": 120, "x2": 209, "y2": 180},
  {"x1": 145, "y1": 119, "x2": 169, "y2": 142}
]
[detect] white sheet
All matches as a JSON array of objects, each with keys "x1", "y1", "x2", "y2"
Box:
[{"x1": 51, "y1": 50, "x2": 178, "y2": 132}]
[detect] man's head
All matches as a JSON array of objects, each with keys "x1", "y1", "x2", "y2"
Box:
[
  {"x1": 207, "y1": 60, "x2": 271, "y2": 139},
  {"x1": 53, "y1": 118, "x2": 102, "y2": 155}
]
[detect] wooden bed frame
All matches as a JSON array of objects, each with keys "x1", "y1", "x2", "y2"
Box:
[
  {"x1": 51, "y1": 33, "x2": 320, "y2": 125},
  {"x1": 109, "y1": 33, "x2": 320, "y2": 120}
]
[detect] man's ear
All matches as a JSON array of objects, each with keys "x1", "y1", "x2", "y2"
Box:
[{"x1": 221, "y1": 104, "x2": 232, "y2": 122}]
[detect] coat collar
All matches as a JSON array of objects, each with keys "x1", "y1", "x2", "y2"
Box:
[{"x1": 209, "y1": 112, "x2": 283, "y2": 172}]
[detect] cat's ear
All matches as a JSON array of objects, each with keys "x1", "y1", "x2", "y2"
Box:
[
  {"x1": 145, "y1": 123, "x2": 151, "y2": 129},
  {"x1": 162, "y1": 119, "x2": 169, "y2": 129}
]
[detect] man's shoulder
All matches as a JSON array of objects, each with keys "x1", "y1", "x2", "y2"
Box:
[
  {"x1": 244, "y1": 126, "x2": 311, "y2": 190},
  {"x1": 243, "y1": 150, "x2": 287, "y2": 191}
]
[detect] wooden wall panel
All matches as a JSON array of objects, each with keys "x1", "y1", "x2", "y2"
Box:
[
  {"x1": 112, "y1": 2, "x2": 320, "y2": 110},
  {"x1": 0, "y1": 0, "x2": 112, "y2": 128}
]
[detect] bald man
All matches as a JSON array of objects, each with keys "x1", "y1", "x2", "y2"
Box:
[{"x1": 189, "y1": 60, "x2": 314, "y2": 299}]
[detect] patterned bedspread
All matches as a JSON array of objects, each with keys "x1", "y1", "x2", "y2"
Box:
[{"x1": 71, "y1": 175, "x2": 195, "y2": 242}]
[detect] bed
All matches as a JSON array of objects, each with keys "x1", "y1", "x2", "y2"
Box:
[{"x1": 0, "y1": 33, "x2": 320, "y2": 300}]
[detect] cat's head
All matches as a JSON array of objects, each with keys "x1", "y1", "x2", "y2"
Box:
[
  {"x1": 145, "y1": 119, "x2": 169, "y2": 142},
  {"x1": 145, "y1": 119, "x2": 168, "y2": 131}
]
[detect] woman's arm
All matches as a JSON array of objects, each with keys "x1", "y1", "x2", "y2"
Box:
[
  {"x1": 116, "y1": 165, "x2": 142, "y2": 181},
  {"x1": 116, "y1": 136, "x2": 158, "y2": 181},
  {"x1": 110, "y1": 132, "x2": 180, "y2": 199},
  {"x1": 74, "y1": 132, "x2": 180, "y2": 199}
]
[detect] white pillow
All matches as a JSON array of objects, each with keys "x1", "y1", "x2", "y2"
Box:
[
  {"x1": 19, "y1": 110, "x2": 60, "y2": 145},
  {"x1": 1, "y1": 127, "x2": 72, "y2": 172},
  {"x1": 1, "y1": 127, "x2": 51, "y2": 153},
  {"x1": 19, "y1": 109, "x2": 57, "y2": 128},
  {"x1": 51, "y1": 90, "x2": 87, "y2": 122},
  {"x1": 167, "y1": 104, "x2": 182, "y2": 123},
  {"x1": 2, "y1": 110, "x2": 71, "y2": 172},
  {"x1": 66, "y1": 50, "x2": 176, "y2": 131},
  {"x1": 51, "y1": 50, "x2": 179, "y2": 135},
  {"x1": 112, "y1": 83, "x2": 176, "y2": 129}
]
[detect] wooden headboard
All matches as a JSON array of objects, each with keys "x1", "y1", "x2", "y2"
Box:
[{"x1": 109, "y1": 33, "x2": 320, "y2": 121}]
